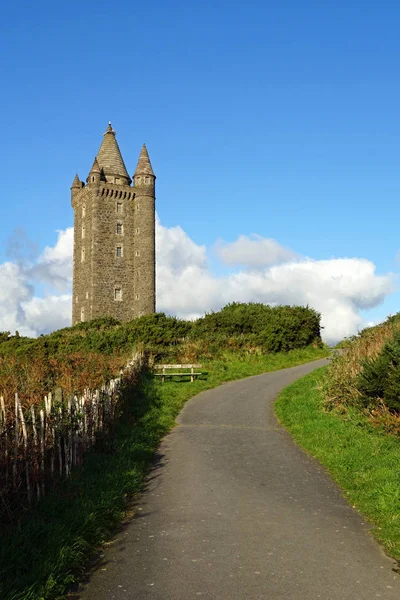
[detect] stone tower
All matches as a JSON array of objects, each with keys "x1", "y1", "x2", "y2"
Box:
[{"x1": 71, "y1": 123, "x2": 156, "y2": 325}]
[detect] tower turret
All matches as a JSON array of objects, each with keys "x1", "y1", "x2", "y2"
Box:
[
  {"x1": 132, "y1": 144, "x2": 156, "y2": 315},
  {"x1": 70, "y1": 173, "x2": 82, "y2": 205},
  {"x1": 87, "y1": 157, "x2": 101, "y2": 186}
]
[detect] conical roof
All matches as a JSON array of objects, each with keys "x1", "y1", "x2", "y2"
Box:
[
  {"x1": 71, "y1": 173, "x2": 81, "y2": 188},
  {"x1": 134, "y1": 144, "x2": 155, "y2": 176},
  {"x1": 89, "y1": 157, "x2": 101, "y2": 174},
  {"x1": 96, "y1": 123, "x2": 131, "y2": 181}
]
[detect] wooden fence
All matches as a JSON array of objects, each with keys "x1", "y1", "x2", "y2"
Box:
[{"x1": 0, "y1": 353, "x2": 144, "y2": 516}]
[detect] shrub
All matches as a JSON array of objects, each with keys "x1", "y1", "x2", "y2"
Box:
[
  {"x1": 324, "y1": 313, "x2": 400, "y2": 411},
  {"x1": 189, "y1": 303, "x2": 321, "y2": 353},
  {"x1": 0, "y1": 303, "x2": 322, "y2": 366},
  {"x1": 357, "y1": 332, "x2": 400, "y2": 413}
]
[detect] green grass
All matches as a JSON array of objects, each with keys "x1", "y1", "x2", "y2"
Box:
[
  {"x1": 0, "y1": 346, "x2": 328, "y2": 600},
  {"x1": 275, "y1": 367, "x2": 400, "y2": 562}
]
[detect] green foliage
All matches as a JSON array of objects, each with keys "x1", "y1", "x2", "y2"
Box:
[
  {"x1": 0, "y1": 331, "x2": 10, "y2": 343},
  {"x1": 189, "y1": 302, "x2": 322, "y2": 352},
  {"x1": 357, "y1": 332, "x2": 400, "y2": 412},
  {"x1": 0, "y1": 303, "x2": 322, "y2": 364},
  {"x1": 0, "y1": 313, "x2": 192, "y2": 362}
]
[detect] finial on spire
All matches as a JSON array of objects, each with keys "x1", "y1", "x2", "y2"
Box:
[{"x1": 104, "y1": 122, "x2": 116, "y2": 136}]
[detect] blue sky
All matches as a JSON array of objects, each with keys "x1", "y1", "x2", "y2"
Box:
[{"x1": 1, "y1": 0, "x2": 400, "y2": 337}]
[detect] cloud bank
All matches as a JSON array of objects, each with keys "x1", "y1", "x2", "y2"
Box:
[{"x1": 0, "y1": 222, "x2": 394, "y2": 344}]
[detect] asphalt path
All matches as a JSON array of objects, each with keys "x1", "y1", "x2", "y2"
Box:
[{"x1": 78, "y1": 359, "x2": 400, "y2": 599}]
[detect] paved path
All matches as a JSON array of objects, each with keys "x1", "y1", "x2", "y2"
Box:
[{"x1": 79, "y1": 359, "x2": 400, "y2": 599}]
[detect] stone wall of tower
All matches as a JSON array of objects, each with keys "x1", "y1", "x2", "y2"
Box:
[
  {"x1": 90, "y1": 182, "x2": 137, "y2": 322},
  {"x1": 72, "y1": 185, "x2": 94, "y2": 325},
  {"x1": 132, "y1": 175, "x2": 156, "y2": 317}
]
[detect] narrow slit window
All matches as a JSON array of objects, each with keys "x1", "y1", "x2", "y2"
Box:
[
  {"x1": 136, "y1": 228, "x2": 140, "y2": 234},
  {"x1": 82, "y1": 225, "x2": 85, "y2": 239},
  {"x1": 135, "y1": 250, "x2": 140, "y2": 257},
  {"x1": 114, "y1": 288, "x2": 122, "y2": 301},
  {"x1": 135, "y1": 293, "x2": 139, "y2": 300},
  {"x1": 116, "y1": 223, "x2": 123, "y2": 234},
  {"x1": 81, "y1": 307, "x2": 85, "y2": 322},
  {"x1": 116, "y1": 202, "x2": 123, "y2": 213},
  {"x1": 81, "y1": 248, "x2": 85, "y2": 262},
  {"x1": 116, "y1": 246, "x2": 122, "y2": 257},
  {"x1": 82, "y1": 204, "x2": 86, "y2": 217}
]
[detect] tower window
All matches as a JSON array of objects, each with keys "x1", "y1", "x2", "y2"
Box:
[
  {"x1": 136, "y1": 228, "x2": 140, "y2": 234},
  {"x1": 135, "y1": 204, "x2": 139, "y2": 211},
  {"x1": 114, "y1": 288, "x2": 122, "y2": 301},
  {"x1": 82, "y1": 204, "x2": 86, "y2": 217},
  {"x1": 135, "y1": 250, "x2": 140, "y2": 257},
  {"x1": 136, "y1": 176, "x2": 141, "y2": 184},
  {"x1": 75, "y1": 296, "x2": 78, "y2": 304},
  {"x1": 92, "y1": 176, "x2": 95, "y2": 182},
  {"x1": 116, "y1": 202, "x2": 123, "y2": 214},
  {"x1": 116, "y1": 246, "x2": 122, "y2": 257},
  {"x1": 145, "y1": 177, "x2": 150, "y2": 184},
  {"x1": 81, "y1": 248, "x2": 85, "y2": 262},
  {"x1": 82, "y1": 225, "x2": 85, "y2": 239},
  {"x1": 86, "y1": 291, "x2": 89, "y2": 299},
  {"x1": 81, "y1": 307, "x2": 85, "y2": 322},
  {"x1": 116, "y1": 223, "x2": 123, "y2": 234},
  {"x1": 135, "y1": 293, "x2": 139, "y2": 300}
]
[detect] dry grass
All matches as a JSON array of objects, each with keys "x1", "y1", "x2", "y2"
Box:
[
  {"x1": 324, "y1": 317, "x2": 400, "y2": 411},
  {"x1": 0, "y1": 353, "x2": 123, "y2": 409}
]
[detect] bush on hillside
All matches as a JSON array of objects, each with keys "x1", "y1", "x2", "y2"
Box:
[
  {"x1": 324, "y1": 312, "x2": 400, "y2": 416},
  {"x1": 0, "y1": 303, "x2": 322, "y2": 364},
  {"x1": 0, "y1": 314, "x2": 191, "y2": 361},
  {"x1": 357, "y1": 332, "x2": 400, "y2": 413},
  {"x1": 189, "y1": 303, "x2": 321, "y2": 352}
]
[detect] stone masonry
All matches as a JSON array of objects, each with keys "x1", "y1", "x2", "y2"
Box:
[{"x1": 71, "y1": 123, "x2": 156, "y2": 325}]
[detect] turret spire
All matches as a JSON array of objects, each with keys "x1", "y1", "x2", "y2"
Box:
[
  {"x1": 71, "y1": 173, "x2": 81, "y2": 189},
  {"x1": 134, "y1": 144, "x2": 155, "y2": 177},
  {"x1": 89, "y1": 157, "x2": 101, "y2": 173},
  {"x1": 96, "y1": 122, "x2": 131, "y2": 183}
]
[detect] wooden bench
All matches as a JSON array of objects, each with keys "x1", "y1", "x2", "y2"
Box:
[{"x1": 154, "y1": 364, "x2": 203, "y2": 383}]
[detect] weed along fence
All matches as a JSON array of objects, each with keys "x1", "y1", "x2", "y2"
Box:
[{"x1": 0, "y1": 353, "x2": 144, "y2": 517}]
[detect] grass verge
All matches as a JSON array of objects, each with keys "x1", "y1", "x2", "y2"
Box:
[
  {"x1": 0, "y1": 346, "x2": 328, "y2": 600},
  {"x1": 275, "y1": 367, "x2": 400, "y2": 562}
]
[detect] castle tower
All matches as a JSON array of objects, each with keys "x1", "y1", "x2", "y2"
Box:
[{"x1": 71, "y1": 123, "x2": 156, "y2": 325}]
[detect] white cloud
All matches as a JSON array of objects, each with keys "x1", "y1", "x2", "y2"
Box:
[
  {"x1": 29, "y1": 227, "x2": 73, "y2": 291},
  {"x1": 215, "y1": 234, "x2": 297, "y2": 267},
  {"x1": 0, "y1": 222, "x2": 394, "y2": 345},
  {"x1": 156, "y1": 224, "x2": 394, "y2": 344},
  {"x1": 22, "y1": 295, "x2": 72, "y2": 335},
  {"x1": 0, "y1": 229, "x2": 74, "y2": 337}
]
